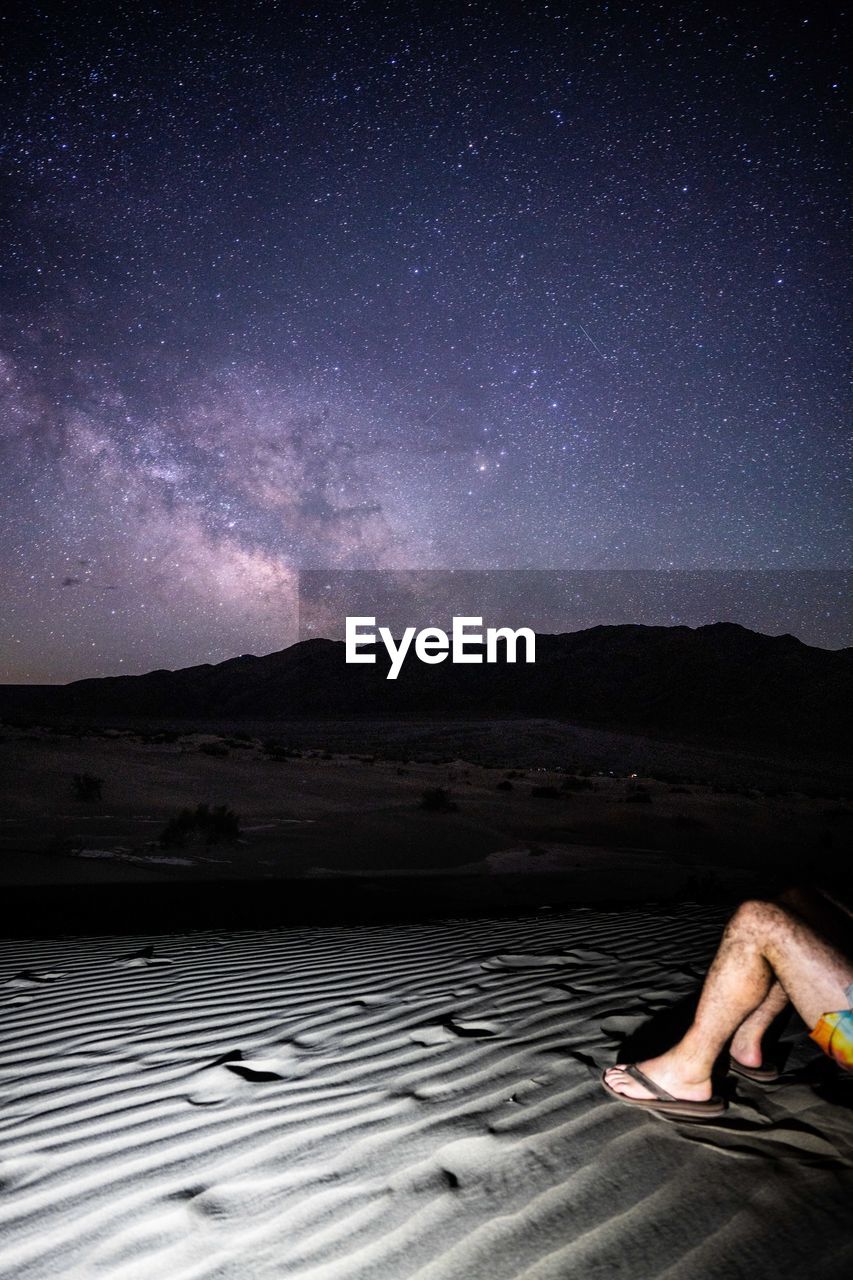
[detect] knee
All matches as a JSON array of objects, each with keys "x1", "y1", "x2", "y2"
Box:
[{"x1": 727, "y1": 898, "x2": 788, "y2": 939}]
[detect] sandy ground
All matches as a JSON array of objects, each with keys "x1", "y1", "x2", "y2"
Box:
[
  {"x1": 0, "y1": 906, "x2": 851, "y2": 1279},
  {"x1": 1, "y1": 726, "x2": 848, "y2": 902}
]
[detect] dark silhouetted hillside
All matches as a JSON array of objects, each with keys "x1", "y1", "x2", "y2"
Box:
[{"x1": 1, "y1": 624, "x2": 850, "y2": 751}]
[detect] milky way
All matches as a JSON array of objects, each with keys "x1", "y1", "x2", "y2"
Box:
[{"x1": 1, "y1": 2, "x2": 849, "y2": 680}]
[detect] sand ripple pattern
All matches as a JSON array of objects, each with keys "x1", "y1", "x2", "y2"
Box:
[{"x1": 0, "y1": 906, "x2": 851, "y2": 1279}]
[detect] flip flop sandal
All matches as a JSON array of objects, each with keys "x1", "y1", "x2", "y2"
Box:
[
  {"x1": 728, "y1": 1057, "x2": 780, "y2": 1084},
  {"x1": 601, "y1": 1064, "x2": 727, "y2": 1119}
]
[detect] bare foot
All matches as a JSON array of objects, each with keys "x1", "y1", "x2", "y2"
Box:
[{"x1": 603, "y1": 1050, "x2": 713, "y2": 1102}]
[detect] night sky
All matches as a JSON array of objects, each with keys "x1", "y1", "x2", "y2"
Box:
[{"x1": 1, "y1": 1, "x2": 849, "y2": 681}]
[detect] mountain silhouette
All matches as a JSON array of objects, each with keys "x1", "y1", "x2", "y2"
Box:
[{"x1": 2, "y1": 623, "x2": 850, "y2": 751}]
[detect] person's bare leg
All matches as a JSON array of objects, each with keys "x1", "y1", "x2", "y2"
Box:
[
  {"x1": 729, "y1": 980, "x2": 788, "y2": 1069},
  {"x1": 604, "y1": 900, "x2": 853, "y2": 1102},
  {"x1": 730, "y1": 887, "x2": 853, "y2": 1068}
]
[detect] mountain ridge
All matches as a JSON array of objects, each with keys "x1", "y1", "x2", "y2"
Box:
[{"x1": 1, "y1": 623, "x2": 850, "y2": 751}]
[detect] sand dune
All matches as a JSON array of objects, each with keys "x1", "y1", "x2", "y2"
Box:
[{"x1": 1, "y1": 907, "x2": 851, "y2": 1279}]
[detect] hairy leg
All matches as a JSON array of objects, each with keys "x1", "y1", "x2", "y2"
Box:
[
  {"x1": 729, "y1": 980, "x2": 789, "y2": 1068},
  {"x1": 779, "y1": 886, "x2": 853, "y2": 955},
  {"x1": 604, "y1": 899, "x2": 853, "y2": 1102},
  {"x1": 730, "y1": 887, "x2": 853, "y2": 1067}
]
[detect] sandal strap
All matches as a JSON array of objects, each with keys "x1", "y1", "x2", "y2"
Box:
[{"x1": 624, "y1": 1063, "x2": 677, "y2": 1102}]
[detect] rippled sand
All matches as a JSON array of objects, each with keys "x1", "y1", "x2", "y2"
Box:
[{"x1": 1, "y1": 906, "x2": 851, "y2": 1279}]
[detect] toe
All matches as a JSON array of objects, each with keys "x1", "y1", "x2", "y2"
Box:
[
  {"x1": 604, "y1": 1065, "x2": 654, "y2": 1100},
  {"x1": 604, "y1": 1065, "x2": 638, "y2": 1095}
]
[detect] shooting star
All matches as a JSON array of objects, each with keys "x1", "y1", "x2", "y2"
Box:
[
  {"x1": 579, "y1": 322, "x2": 610, "y2": 360},
  {"x1": 421, "y1": 392, "x2": 455, "y2": 427}
]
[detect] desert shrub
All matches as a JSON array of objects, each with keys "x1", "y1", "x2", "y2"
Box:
[
  {"x1": 531, "y1": 785, "x2": 560, "y2": 799},
  {"x1": 625, "y1": 786, "x2": 652, "y2": 804},
  {"x1": 160, "y1": 803, "x2": 240, "y2": 848},
  {"x1": 199, "y1": 741, "x2": 229, "y2": 758},
  {"x1": 72, "y1": 773, "x2": 103, "y2": 801},
  {"x1": 420, "y1": 787, "x2": 458, "y2": 813},
  {"x1": 561, "y1": 775, "x2": 594, "y2": 792},
  {"x1": 496, "y1": 779, "x2": 513, "y2": 791}
]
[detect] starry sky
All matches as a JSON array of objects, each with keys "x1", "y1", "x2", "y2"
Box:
[{"x1": 1, "y1": 1, "x2": 850, "y2": 681}]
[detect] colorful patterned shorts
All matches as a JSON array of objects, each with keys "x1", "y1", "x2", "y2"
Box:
[{"x1": 810, "y1": 983, "x2": 853, "y2": 1070}]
